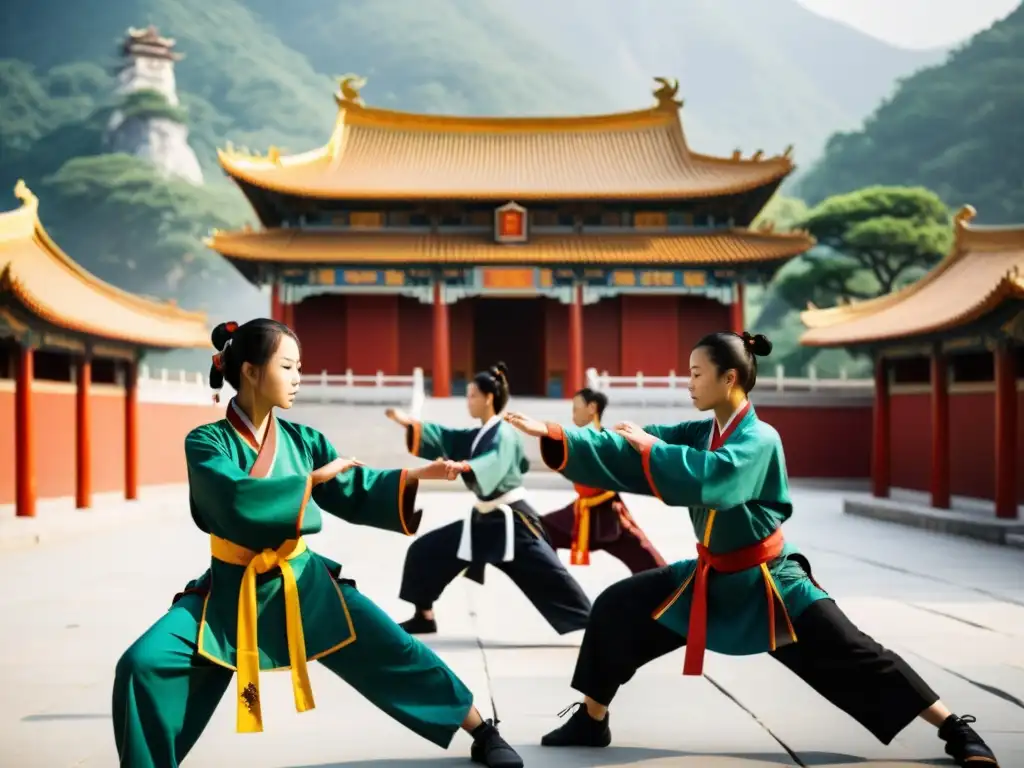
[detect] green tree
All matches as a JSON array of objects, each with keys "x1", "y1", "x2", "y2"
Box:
[
  {"x1": 41, "y1": 153, "x2": 252, "y2": 303},
  {"x1": 753, "y1": 194, "x2": 809, "y2": 232},
  {"x1": 796, "y1": 185, "x2": 952, "y2": 301}
]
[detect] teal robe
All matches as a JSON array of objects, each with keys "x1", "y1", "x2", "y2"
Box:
[
  {"x1": 539, "y1": 406, "x2": 829, "y2": 656},
  {"x1": 408, "y1": 416, "x2": 529, "y2": 500},
  {"x1": 181, "y1": 410, "x2": 420, "y2": 671}
]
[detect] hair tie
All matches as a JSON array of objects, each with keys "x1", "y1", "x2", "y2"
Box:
[{"x1": 212, "y1": 352, "x2": 225, "y2": 371}]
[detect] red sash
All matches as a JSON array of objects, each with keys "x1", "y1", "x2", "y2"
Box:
[
  {"x1": 682, "y1": 528, "x2": 785, "y2": 676},
  {"x1": 569, "y1": 483, "x2": 616, "y2": 565}
]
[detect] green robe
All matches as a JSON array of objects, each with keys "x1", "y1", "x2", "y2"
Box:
[
  {"x1": 181, "y1": 413, "x2": 420, "y2": 671},
  {"x1": 539, "y1": 406, "x2": 829, "y2": 656}
]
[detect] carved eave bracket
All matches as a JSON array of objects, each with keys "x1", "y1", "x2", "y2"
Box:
[{"x1": 652, "y1": 77, "x2": 683, "y2": 110}]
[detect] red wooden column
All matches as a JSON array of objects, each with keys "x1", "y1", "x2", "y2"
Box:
[
  {"x1": 14, "y1": 343, "x2": 35, "y2": 518},
  {"x1": 730, "y1": 282, "x2": 746, "y2": 334},
  {"x1": 124, "y1": 359, "x2": 139, "y2": 501},
  {"x1": 566, "y1": 282, "x2": 584, "y2": 395},
  {"x1": 270, "y1": 280, "x2": 283, "y2": 323},
  {"x1": 75, "y1": 354, "x2": 93, "y2": 509},
  {"x1": 930, "y1": 351, "x2": 950, "y2": 509},
  {"x1": 994, "y1": 343, "x2": 1018, "y2": 519},
  {"x1": 871, "y1": 355, "x2": 891, "y2": 498},
  {"x1": 432, "y1": 280, "x2": 451, "y2": 397}
]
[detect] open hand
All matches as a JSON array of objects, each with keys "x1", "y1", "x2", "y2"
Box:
[
  {"x1": 613, "y1": 421, "x2": 658, "y2": 452},
  {"x1": 312, "y1": 456, "x2": 363, "y2": 486},
  {"x1": 504, "y1": 412, "x2": 549, "y2": 438},
  {"x1": 384, "y1": 407, "x2": 412, "y2": 427},
  {"x1": 409, "y1": 458, "x2": 466, "y2": 482}
]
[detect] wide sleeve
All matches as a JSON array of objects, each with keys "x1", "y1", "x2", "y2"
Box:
[
  {"x1": 405, "y1": 420, "x2": 475, "y2": 461},
  {"x1": 310, "y1": 429, "x2": 421, "y2": 535},
  {"x1": 539, "y1": 424, "x2": 655, "y2": 496},
  {"x1": 643, "y1": 419, "x2": 710, "y2": 447},
  {"x1": 640, "y1": 431, "x2": 775, "y2": 509},
  {"x1": 185, "y1": 428, "x2": 312, "y2": 550}
]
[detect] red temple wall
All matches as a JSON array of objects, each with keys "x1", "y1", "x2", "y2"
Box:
[
  {"x1": 887, "y1": 389, "x2": 1024, "y2": 502},
  {"x1": 678, "y1": 297, "x2": 732, "y2": 371},
  {"x1": 890, "y1": 392, "x2": 932, "y2": 493},
  {"x1": 620, "y1": 295, "x2": 679, "y2": 375},
  {"x1": 398, "y1": 297, "x2": 433, "y2": 377},
  {"x1": 584, "y1": 297, "x2": 621, "y2": 376},
  {"x1": 449, "y1": 299, "x2": 474, "y2": 383},
  {"x1": 0, "y1": 382, "x2": 221, "y2": 505},
  {"x1": 293, "y1": 294, "x2": 347, "y2": 374},
  {"x1": 757, "y1": 404, "x2": 872, "y2": 479},
  {"x1": 345, "y1": 295, "x2": 399, "y2": 375},
  {"x1": 544, "y1": 299, "x2": 568, "y2": 388}
]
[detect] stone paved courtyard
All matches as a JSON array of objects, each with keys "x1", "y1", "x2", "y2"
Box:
[{"x1": 2, "y1": 478, "x2": 1023, "y2": 767}]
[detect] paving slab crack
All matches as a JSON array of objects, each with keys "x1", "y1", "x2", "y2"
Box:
[
  {"x1": 704, "y1": 673, "x2": 806, "y2": 767},
  {"x1": 904, "y1": 602, "x2": 1000, "y2": 633},
  {"x1": 903, "y1": 651, "x2": 1024, "y2": 712},
  {"x1": 465, "y1": 584, "x2": 502, "y2": 725}
]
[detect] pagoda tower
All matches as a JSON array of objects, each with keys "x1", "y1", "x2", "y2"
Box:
[{"x1": 115, "y1": 25, "x2": 183, "y2": 106}]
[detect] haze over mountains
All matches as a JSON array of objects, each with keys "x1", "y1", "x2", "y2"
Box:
[{"x1": 1, "y1": 0, "x2": 950, "y2": 169}]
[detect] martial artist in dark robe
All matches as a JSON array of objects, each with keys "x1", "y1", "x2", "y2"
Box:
[{"x1": 540, "y1": 388, "x2": 666, "y2": 573}]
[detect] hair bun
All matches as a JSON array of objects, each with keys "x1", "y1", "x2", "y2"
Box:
[
  {"x1": 492, "y1": 361, "x2": 509, "y2": 381},
  {"x1": 211, "y1": 321, "x2": 239, "y2": 352},
  {"x1": 742, "y1": 331, "x2": 773, "y2": 358}
]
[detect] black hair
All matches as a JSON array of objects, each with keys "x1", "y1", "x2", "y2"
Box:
[
  {"x1": 693, "y1": 330, "x2": 772, "y2": 394},
  {"x1": 471, "y1": 361, "x2": 511, "y2": 413},
  {"x1": 574, "y1": 387, "x2": 608, "y2": 419},
  {"x1": 209, "y1": 318, "x2": 299, "y2": 401}
]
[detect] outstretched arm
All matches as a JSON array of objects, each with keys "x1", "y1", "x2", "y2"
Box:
[
  {"x1": 505, "y1": 413, "x2": 654, "y2": 496},
  {"x1": 308, "y1": 428, "x2": 462, "y2": 535},
  {"x1": 387, "y1": 409, "x2": 477, "y2": 462}
]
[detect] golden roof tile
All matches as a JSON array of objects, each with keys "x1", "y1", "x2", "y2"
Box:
[
  {"x1": 217, "y1": 77, "x2": 795, "y2": 201},
  {"x1": 0, "y1": 181, "x2": 211, "y2": 349},
  {"x1": 800, "y1": 205, "x2": 1024, "y2": 346},
  {"x1": 207, "y1": 228, "x2": 814, "y2": 266}
]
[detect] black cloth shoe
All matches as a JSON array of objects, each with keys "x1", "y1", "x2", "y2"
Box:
[
  {"x1": 398, "y1": 614, "x2": 437, "y2": 635},
  {"x1": 470, "y1": 719, "x2": 523, "y2": 768},
  {"x1": 540, "y1": 702, "x2": 612, "y2": 747},
  {"x1": 939, "y1": 714, "x2": 1000, "y2": 766}
]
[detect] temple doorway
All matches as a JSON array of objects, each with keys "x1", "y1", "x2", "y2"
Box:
[{"x1": 471, "y1": 297, "x2": 546, "y2": 396}]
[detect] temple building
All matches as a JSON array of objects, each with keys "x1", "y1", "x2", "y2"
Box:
[
  {"x1": 208, "y1": 76, "x2": 814, "y2": 396},
  {"x1": 0, "y1": 181, "x2": 211, "y2": 517},
  {"x1": 801, "y1": 205, "x2": 1023, "y2": 519}
]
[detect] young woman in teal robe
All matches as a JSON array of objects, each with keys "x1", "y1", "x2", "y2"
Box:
[
  {"x1": 112, "y1": 319, "x2": 523, "y2": 768},
  {"x1": 385, "y1": 362, "x2": 591, "y2": 637},
  {"x1": 505, "y1": 331, "x2": 1000, "y2": 768}
]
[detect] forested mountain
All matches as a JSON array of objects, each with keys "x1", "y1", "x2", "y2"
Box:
[
  {"x1": 0, "y1": 0, "x2": 951, "y2": 370},
  {"x1": 797, "y1": 2, "x2": 1024, "y2": 223}
]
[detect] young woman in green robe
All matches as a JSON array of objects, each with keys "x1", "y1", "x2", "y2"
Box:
[
  {"x1": 385, "y1": 362, "x2": 591, "y2": 637},
  {"x1": 505, "y1": 330, "x2": 1001, "y2": 767},
  {"x1": 112, "y1": 319, "x2": 523, "y2": 768}
]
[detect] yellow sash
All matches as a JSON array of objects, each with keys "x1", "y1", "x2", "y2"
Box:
[
  {"x1": 209, "y1": 534, "x2": 314, "y2": 734},
  {"x1": 571, "y1": 490, "x2": 617, "y2": 565}
]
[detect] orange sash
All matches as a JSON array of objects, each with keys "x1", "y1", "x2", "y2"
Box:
[{"x1": 569, "y1": 485, "x2": 616, "y2": 565}]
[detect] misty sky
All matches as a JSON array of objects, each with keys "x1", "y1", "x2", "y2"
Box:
[{"x1": 797, "y1": 0, "x2": 1019, "y2": 48}]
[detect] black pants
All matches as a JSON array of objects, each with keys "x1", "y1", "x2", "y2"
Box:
[
  {"x1": 399, "y1": 508, "x2": 593, "y2": 635},
  {"x1": 573, "y1": 565, "x2": 940, "y2": 745}
]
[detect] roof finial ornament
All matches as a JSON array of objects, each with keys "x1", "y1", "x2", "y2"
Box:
[
  {"x1": 13, "y1": 180, "x2": 37, "y2": 208},
  {"x1": 652, "y1": 77, "x2": 682, "y2": 110},
  {"x1": 335, "y1": 74, "x2": 368, "y2": 108},
  {"x1": 954, "y1": 204, "x2": 977, "y2": 227},
  {"x1": 783, "y1": 144, "x2": 793, "y2": 159}
]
